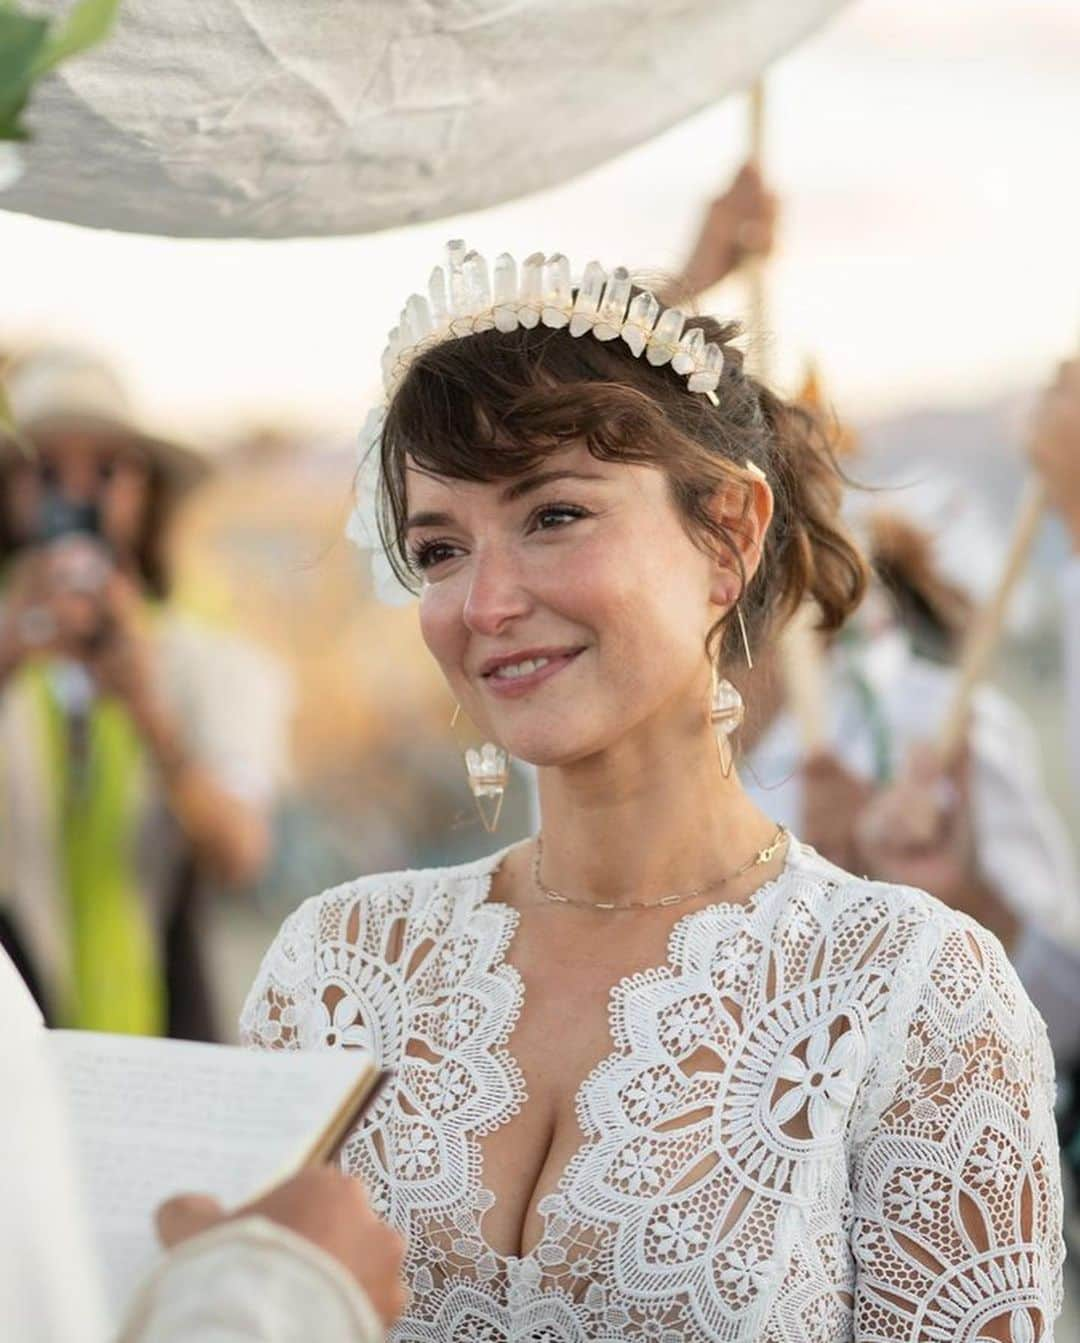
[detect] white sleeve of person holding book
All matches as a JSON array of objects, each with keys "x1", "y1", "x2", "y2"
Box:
[{"x1": 118, "y1": 1169, "x2": 405, "y2": 1343}]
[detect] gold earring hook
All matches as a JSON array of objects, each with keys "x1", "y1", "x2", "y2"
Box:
[{"x1": 736, "y1": 605, "x2": 753, "y2": 671}]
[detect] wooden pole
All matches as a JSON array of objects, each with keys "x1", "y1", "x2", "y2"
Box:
[
  {"x1": 936, "y1": 477, "x2": 1047, "y2": 765},
  {"x1": 744, "y1": 80, "x2": 769, "y2": 383},
  {"x1": 747, "y1": 78, "x2": 828, "y2": 748},
  {"x1": 938, "y1": 324, "x2": 1080, "y2": 766}
]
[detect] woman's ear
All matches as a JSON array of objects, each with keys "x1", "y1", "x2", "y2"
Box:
[{"x1": 706, "y1": 472, "x2": 774, "y2": 606}]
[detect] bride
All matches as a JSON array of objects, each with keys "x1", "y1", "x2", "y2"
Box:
[{"x1": 242, "y1": 246, "x2": 1062, "y2": 1342}]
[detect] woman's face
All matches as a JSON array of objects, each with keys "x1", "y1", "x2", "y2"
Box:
[
  {"x1": 5, "y1": 425, "x2": 152, "y2": 557},
  {"x1": 409, "y1": 442, "x2": 762, "y2": 767}
]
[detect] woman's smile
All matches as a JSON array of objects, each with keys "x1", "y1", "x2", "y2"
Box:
[{"x1": 479, "y1": 645, "x2": 586, "y2": 699}]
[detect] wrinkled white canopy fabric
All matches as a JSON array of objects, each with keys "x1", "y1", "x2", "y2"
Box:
[{"x1": 3, "y1": 0, "x2": 847, "y2": 239}]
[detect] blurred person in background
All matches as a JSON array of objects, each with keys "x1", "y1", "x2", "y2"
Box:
[
  {"x1": 658, "y1": 158, "x2": 778, "y2": 308},
  {"x1": 1031, "y1": 356, "x2": 1080, "y2": 797},
  {"x1": 1027, "y1": 355, "x2": 1080, "y2": 1282},
  {"x1": 737, "y1": 501, "x2": 1080, "y2": 1053},
  {"x1": 0, "y1": 347, "x2": 290, "y2": 1040},
  {"x1": 674, "y1": 159, "x2": 1080, "y2": 1054}
]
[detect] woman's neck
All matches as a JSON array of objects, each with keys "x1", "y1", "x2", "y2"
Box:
[{"x1": 533, "y1": 717, "x2": 780, "y2": 910}]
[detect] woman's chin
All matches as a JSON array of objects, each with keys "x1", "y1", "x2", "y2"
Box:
[{"x1": 501, "y1": 723, "x2": 610, "y2": 770}]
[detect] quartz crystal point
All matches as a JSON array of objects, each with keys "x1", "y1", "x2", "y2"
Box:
[
  {"x1": 688, "y1": 341, "x2": 724, "y2": 394},
  {"x1": 463, "y1": 251, "x2": 494, "y2": 330},
  {"x1": 541, "y1": 254, "x2": 572, "y2": 328},
  {"x1": 593, "y1": 267, "x2": 632, "y2": 341},
  {"x1": 428, "y1": 267, "x2": 449, "y2": 329},
  {"x1": 672, "y1": 325, "x2": 706, "y2": 376},
  {"x1": 405, "y1": 293, "x2": 433, "y2": 345},
  {"x1": 710, "y1": 677, "x2": 745, "y2": 737},
  {"x1": 518, "y1": 252, "x2": 544, "y2": 329},
  {"x1": 646, "y1": 308, "x2": 685, "y2": 366},
  {"x1": 493, "y1": 253, "x2": 519, "y2": 332},
  {"x1": 381, "y1": 326, "x2": 402, "y2": 389},
  {"x1": 569, "y1": 261, "x2": 606, "y2": 337},
  {"x1": 446, "y1": 239, "x2": 470, "y2": 320},
  {"x1": 621, "y1": 290, "x2": 660, "y2": 357}
]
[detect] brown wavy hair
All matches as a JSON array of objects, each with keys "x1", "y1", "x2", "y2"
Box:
[{"x1": 374, "y1": 298, "x2": 867, "y2": 665}]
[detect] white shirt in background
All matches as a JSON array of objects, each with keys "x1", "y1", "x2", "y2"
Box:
[
  {"x1": 743, "y1": 626, "x2": 1080, "y2": 1057},
  {"x1": 1064, "y1": 556, "x2": 1080, "y2": 800}
]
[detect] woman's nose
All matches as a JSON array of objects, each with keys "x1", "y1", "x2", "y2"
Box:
[
  {"x1": 56, "y1": 457, "x2": 101, "y2": 502},
  {"x1": 462, "y1": 544, "x2": 532, "y2": 636}
]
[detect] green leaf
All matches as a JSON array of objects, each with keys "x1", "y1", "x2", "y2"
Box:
[
  {"x1": 0, "y1": 10, "x2": 49, "y2": 124},
  {"x1": 32, "y1": 0, "x2": 121, "y2": 75},
  {"x1": 0, "y1": 112, "x2": 30, "y2": 141}
]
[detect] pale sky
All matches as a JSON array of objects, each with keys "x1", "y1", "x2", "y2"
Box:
[{"x1": 1, "y1": 0, "x2": 1077, "y2": 442}]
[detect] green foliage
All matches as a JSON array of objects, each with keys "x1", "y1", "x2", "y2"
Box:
[{"x1": 0, "y1": 0, "x2": 120, "y2": 141}]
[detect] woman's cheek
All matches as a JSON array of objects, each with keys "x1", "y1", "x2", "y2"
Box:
[
  {"x1": 417, "y1": 584, "x2": 448, "y2": 657},
  {"x1": 418, "y1": 582, "x2": 467, "y2": 681}
]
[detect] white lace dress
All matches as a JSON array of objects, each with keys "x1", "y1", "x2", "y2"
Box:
[{"x1": 240, "y1": 837, "x2": 1064, "y2": 1342}]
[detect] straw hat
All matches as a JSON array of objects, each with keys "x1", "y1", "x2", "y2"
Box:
[{"x1": 0, "y1": 347, "x2": 210, "y2": 493}]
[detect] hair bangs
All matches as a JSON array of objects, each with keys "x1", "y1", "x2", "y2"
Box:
[{"x1": 376, "y1": 323, "x2": 687, "y2": 592}]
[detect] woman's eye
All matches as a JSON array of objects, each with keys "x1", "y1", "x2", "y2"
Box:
[
  {"x1": 532, "y1": 503, "x2": 590, "y2": 531},
  {"x1": 410, "y1": 541, "x2": 459, "y2": 572}
]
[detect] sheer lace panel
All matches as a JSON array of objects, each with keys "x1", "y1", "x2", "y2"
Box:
[
  {"x1": 851, "y1": 921, "x2": 1063, "y2": 1342},
  {"x1": 240, "y1": 842, "x2": 1063, "y2": 1342}
]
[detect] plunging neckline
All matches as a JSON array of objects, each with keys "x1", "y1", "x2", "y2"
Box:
[{"x1": 461, "y1": 833, "x2": 804, "y2": 1267}]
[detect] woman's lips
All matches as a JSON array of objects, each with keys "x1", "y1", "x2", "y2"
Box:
[{"x1": 481, "y1": 649, "x2": 584, "y2": 698}]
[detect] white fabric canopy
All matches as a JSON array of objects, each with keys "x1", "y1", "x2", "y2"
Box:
[{"x1": 3, "y1": 0, "x2": 847, "y2": 238}]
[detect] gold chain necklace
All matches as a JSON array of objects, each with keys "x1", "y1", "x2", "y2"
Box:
[{"x1": 532, "y1": 826, "x2": 789, "y2": 912}]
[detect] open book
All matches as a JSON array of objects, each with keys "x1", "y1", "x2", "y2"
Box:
[{"x1": 0, "y1": 947, "x2": 380, "y2": 1335}]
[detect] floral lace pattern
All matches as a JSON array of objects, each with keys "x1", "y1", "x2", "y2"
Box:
[{"x1": 240, "y1": 840, "x2": 1063, "y2": 1342}]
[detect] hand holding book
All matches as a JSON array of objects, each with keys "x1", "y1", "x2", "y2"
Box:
[
  {"x1": 156, "y1": 1166, "x2": 407, "y2": 1327},
  {"x1": 2, "y1": 945, "x2": 401, "y2": 1336}
]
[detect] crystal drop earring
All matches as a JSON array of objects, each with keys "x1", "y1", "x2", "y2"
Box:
[
  {"x1": 710, "y1": 665, "x2": 745, "y2": 779},
  {"x1": 709, "y1": 603, "x2": 751, "y2": 778},
  {"x1": 451, "y1": 703, "x2": 509, "y2": 834},
  {"x1": 464, "y1": 743, "x2": 510, "y2": 833}
]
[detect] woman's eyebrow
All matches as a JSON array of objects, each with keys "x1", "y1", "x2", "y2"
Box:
[
  {"x1": 405, "y1": 470, "x2": 606, "y2": 532},
  {"x1": 500, "y1": 469, "x2": 606, "y2": 503},
  {"x1": 404, "y1": 509, "x2": 454, "y2": 534}
]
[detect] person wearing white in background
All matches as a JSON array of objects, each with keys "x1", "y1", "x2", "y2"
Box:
[
  {"x1": 1026, "y1": 354, "x2": 1080, "y2": 1322},
  {"x1": 944, "y1": 354, "x2": 1080, "y2": 1074},
  {"x1": 0, "y1": 946, "x2": 404, "y2": 1342},
  {"x1": 737, "y1": 484, "x2": 1080, "y2": 1064},
  {"x1": 1030, "y1": 358, "x2": 1080, "y2": 798},
  {"x1": 675, "y1": 164, "x2": 1080, "y2": 1064}
]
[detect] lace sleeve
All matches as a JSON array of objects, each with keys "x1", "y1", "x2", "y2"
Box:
[
  {"x1": 238, "y1": 898, "x2": 319, "y2": 1050},
  {"x1": 851, "y1": 912, "x2": 1064, "y2": 1342}
]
